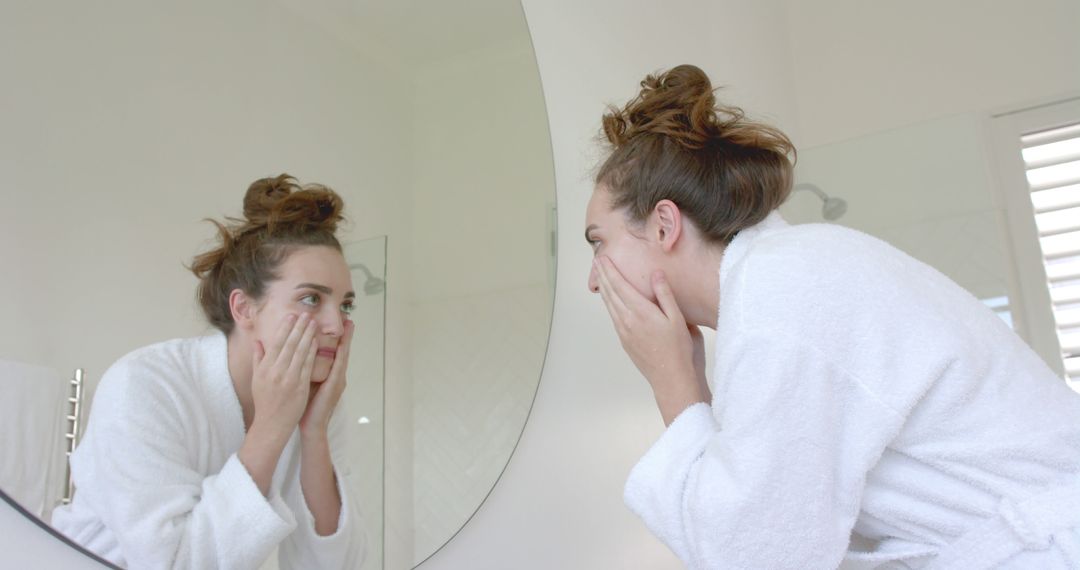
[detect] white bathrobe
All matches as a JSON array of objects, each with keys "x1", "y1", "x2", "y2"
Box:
[
  {"x1": 50, "y1": 332, "x2": 366, "y2": 570},
  {"x1": 624, "y1": 212, "x2": 1080, "y2": 569}
]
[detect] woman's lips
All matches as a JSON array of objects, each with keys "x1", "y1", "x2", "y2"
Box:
[{"x1": 316, "y1": 347, "x2": 337, "y2": 359}]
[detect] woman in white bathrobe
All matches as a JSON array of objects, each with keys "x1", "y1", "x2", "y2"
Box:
[
  {"x1": 51, "y1": 175, "x2": 366, "y2": 569},
  {"x1": 586, "y1": 65, "x2": 1080, "y2": 569}
]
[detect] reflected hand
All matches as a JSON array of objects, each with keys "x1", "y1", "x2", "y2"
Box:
[
  {"x1": 251, "y1": 312, "x2": 316, "y2": 437},
  {"x1": 241, "y1": 312, "x2": 317, "y2": 496},
  {"x1": 300, "y1": 319, "x2": 354, "y2": 438}
]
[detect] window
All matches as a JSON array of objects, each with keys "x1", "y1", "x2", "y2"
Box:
[
  {"x1": 1020, "y1": 123, "x2": 1080, "y2": 385},
  {"x1": 981, "y1": 295, "x2": 1014, "y2": 329},
  {"x1": 990, "y1": 97, "x2": 1080, "y2": 392}
]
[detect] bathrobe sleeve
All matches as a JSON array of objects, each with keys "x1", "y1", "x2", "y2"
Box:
[
  {"x1": 278, "y1": 406, "x2": 367, "y2": 569},
  {"x1": 75, "y1": 359, "x2": 297, "y2": 570},
  {"x1": 623, "y1": 328, "x2": 907, "y2": 569}
]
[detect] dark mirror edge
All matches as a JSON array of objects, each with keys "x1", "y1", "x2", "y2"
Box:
[{"x1": 0, "y1": 488, "x2": 122, "y2": 569}]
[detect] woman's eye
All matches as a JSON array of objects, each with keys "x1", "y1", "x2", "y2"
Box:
[
  {"x1": 300, "y1": 294, "x2": 319, "y2": 307},
  {"x1": 341, "y1": 303, "x2": 355, "y2": 315}
]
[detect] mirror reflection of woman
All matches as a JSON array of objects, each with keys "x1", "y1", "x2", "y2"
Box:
[
  {"x1": 51, "y1": 175, "x2": 366, "y2": 569},
  {"x1": 587, "y1": 65, "x2": 1080, "y2": 569}
]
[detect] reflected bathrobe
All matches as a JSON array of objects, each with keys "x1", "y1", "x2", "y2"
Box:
[
  {"x1": 51, "y1": 332, "x2": 366, "y2": 570},
  {"x1": 624, "y1": 212, "x2": 1080, "y2": 569}
]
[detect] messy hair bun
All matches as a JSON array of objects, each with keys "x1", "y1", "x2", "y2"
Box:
[
  {"x1": 241, "y1": 174, "x2": 344, "y2": 235},
  {"x1": 190, "y1": 174, "x2": 347, "y2": 334},
  {"x1": 597, "y1": 64, "x2": 795, "y2": 244}
]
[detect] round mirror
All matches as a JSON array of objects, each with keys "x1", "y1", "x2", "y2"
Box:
[{"x1": 0, "y1": 0, "x2": 554, "y2": 568}]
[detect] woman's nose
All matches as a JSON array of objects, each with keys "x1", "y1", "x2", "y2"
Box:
[
  {"x1": 320, "y1": 308, "x2": 346, "y2": 337},
  {"x1": 587, "y1": 266, "x2": 599, "y2": 293}
]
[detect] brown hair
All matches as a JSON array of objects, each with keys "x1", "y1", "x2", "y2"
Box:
[
  {"x1": 190, "y1": 174, "x2": 346, "y2": 334},
  {"x1": 597, "y1": 64, "x2": 795, "y2": 244}
]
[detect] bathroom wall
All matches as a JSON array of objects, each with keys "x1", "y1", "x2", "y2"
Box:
[{"x1": 783, "y1": 0, "x2": 1080, "y2": 149}]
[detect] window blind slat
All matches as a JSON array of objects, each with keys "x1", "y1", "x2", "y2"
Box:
[
  {"x1": 1025, "y1": 160, "x2": 1080, "y2": 191},
  {"x1": 1038, "y1": 231, "x2": 1080, "y2": 259},
  {"x1": 1065, "y1": 355, "x2": 1080, "y2": 376},
  {"x1": 1035, "y1": 206, "x2": 1080, "y2": 236},
  {"x1": 1022, "y1": 139, "x2": 1080, "y2": 170},
  {"x1": 1055, "y1": 306, "x2": 1080, "y2": 328},
  {"x1": 1022, "y1": 122, "x2": 1080, "y2": 147},
  {"x1": 1058, "y1": 330, "x2": 1080, "y2": 355},
  {"x1": 1049, "y1": 275, "x2": 1080, "y2": 287},
  {"x1": 1050, "y1": 282, "x2": 1080, "y2": 305},
  {"x1": 1031, "y1": 183, "x2": 1080, "y2": 213},
  {"x1": 1046, "y1": 256, "x2": 1080, "y2": 283}
]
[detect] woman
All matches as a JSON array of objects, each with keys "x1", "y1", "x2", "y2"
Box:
[
  {"x1": 587, "y1": 65, "x2": 1080, "y2": 569},
  {"x1": 52, "y1": 174, "x2": 366, "y2": 569}
]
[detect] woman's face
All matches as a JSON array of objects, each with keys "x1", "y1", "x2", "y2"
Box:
[
  {"x1": 252, "y1": 245, "x2": 355, "y2": 383},
  {"x1": 584, "y1": 188, "x2": 662, "y2": 301}
]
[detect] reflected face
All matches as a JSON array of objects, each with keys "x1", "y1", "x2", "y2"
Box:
[
  {"x1": 584, "y1": 187, "x2": 661, "y2": 301},
  {"x1": 253, "y1": 245, "x2": 355, "y2": 383}
]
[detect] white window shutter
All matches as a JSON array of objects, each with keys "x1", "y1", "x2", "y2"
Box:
[{"x1": 1020, "y1": 122, "x2": 1080, "y2": 382}]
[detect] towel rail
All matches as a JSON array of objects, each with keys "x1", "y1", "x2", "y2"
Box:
[{"x1": 61, "y1": 368, "x2": 85, "y2": 505}]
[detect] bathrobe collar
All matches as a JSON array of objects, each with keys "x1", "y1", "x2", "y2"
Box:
[
  {"x1": 199, "y1": 330, "x2": 247, "y2": 448},
  {"x1": 717, "y1": 209, "x2": 789, "y2": 305}
]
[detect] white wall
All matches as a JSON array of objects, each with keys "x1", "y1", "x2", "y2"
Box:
[
  {"x1": 419, "y1": 1, "x2": 800, "y2": 568},
  {"x1": 784, "y1": 0, "x2": 1080, "y2": 148}
]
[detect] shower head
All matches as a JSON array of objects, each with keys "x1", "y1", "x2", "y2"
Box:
[
  {"x1": 362, "y1": 278, "x2": 385, "y2": 296},
  {"x1": 793, "y1": 183, "x2": 847, "y2": 221},
  {"x1": 349, "y1": 262, "x2": 386, "y2": 296},
  {"x1": 822, "y1": 196, "x2": 847, "y2": 221}
]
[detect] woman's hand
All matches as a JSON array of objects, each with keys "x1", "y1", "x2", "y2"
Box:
[
  {"x1": 297, "y1": 320, "x2": 353, "y2": 535},
  {"x1": 594, "y1": 256, "x2": 710, "y2": 425},
  {"x1": 250, "y1": 312, "x2": 317, "y2": 436},
  {"x1": 240, "y1": 312, "x2": 317, "y2": 496},
  {"x1": 299, "y1": 319, "x2": 354, "y2": 438}
]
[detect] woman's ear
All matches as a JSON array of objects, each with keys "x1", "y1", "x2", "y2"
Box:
[
  {"x1": 229, "y1": 289, "x2": 256, "y2": 331},
  {"x1": 652, "y1": 199, "x2": 683, "y2": 253}
]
